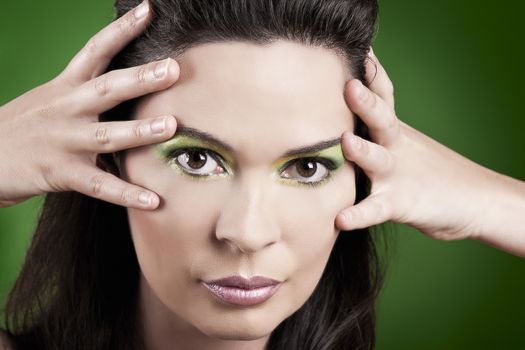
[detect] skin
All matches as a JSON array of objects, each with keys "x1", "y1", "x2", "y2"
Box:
[
  {"x1": 0, "y1": 0, "x2": 178, "y2": 210},
  {"x1": 1, "y1": 1, "x2": 525, "y2": 349},
  {"x1": 336, "y1": 50, "x2": 525, "y2": 258},
  {"x1": 118, "y1": 40, "x2": 356, "y2": 350}
]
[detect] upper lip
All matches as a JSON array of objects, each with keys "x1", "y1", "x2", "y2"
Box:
[{"x1": 203, "y1": 275, "x2": 281, "y2": 289}]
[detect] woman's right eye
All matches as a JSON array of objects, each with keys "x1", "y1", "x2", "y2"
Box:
[{"x1": 170, "y1": 148, "x2": 228, "y2": 177}]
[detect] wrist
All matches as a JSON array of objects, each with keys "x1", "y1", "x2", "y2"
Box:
[{"x1": 471, "y1": 167, "x2": 525, "y2": 258}]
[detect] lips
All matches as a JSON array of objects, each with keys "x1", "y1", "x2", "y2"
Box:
[
  {"x1": 204, "y1": 275, "x2": 281, "y2": 289},
  {"x1": 201, "y1": 275, "x2": 283, "y2": 306}
]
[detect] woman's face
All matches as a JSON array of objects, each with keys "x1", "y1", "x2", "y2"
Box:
[{"x1": 120, "y1": 40, "x2": 356, "y2": 342}]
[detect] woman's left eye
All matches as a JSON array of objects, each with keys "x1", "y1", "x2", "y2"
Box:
[
  {"x1": 170, "y1": 148, "x2": 227, "y2": 177},
  {"x1": 279, "y1": 158, "x2": 334, "y2": 185}
]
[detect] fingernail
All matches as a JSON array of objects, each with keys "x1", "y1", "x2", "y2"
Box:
[
  {"x1": 338, "y1": 212, "x2": 350, "y2": 223},
  {"x1": 154, "y1": 59, "x2": 170, "y2": 79},
  {"x1": 151, "y1": 117, "x2": 166, "y2": 134},
  {"x1": 135, "y1": 1, "x2": 149, "y2": 19},
  {"x1": 139, "y1": 192, "x2": 152, "y2": 205}
]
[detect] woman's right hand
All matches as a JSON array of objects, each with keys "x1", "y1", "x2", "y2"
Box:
[{"x1": 0, "y1": 0, "x2": 179, "y2": 210}]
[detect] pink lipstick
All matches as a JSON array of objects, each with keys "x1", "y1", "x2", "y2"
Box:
[{"x1": 202, "y1": 275, "x2": 282, "y2": 306}]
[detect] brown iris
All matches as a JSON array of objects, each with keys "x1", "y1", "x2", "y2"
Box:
[
  {"x1": 185, "y1": 150, "x2": 207, "y2": 169},
  {"x1": 296, "y1": 159, "x2": 317, "y2": 177}
]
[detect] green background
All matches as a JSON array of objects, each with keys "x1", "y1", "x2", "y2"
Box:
[{"x1": 1, "y1": 0, "x2": 524, "y2": 348}]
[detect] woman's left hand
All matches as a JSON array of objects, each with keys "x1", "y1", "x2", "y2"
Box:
[{"x1": 335, "y1": 49, "x2": 504, "y2": 242}]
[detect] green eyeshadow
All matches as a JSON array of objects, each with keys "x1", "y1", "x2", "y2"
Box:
[
  {"x1": 155, "y1": 134, "x2": 346, "y2": 186},
  {"x1": 155, "y1": 134, "x2": 236, "y2": 170},
  {"x1": 272, "y1": 143, "x2": 345, "y2": 171}
]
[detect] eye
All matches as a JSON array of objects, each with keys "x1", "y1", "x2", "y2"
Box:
[
  {"x1": 279, "y1": 157, "x2": 336, "y2": 186},
  {"x1": 169, "y1": 148, "x2": 227, "y2": 177}
]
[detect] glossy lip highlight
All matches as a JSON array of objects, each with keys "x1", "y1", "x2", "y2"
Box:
[
  {"x1": 204, "y1": 275, "x2": 282, "y2": 289},
  {"x1": 201, "y1": 275, "x2": 283, "y2": 306}
]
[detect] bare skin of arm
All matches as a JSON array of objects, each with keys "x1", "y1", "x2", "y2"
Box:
[
  {"x1": 336, "y1": 49, "x2": 525, "y2": 258},
  {"x1": 1, "y1": 1, "x2": 522, "y2": 256}
]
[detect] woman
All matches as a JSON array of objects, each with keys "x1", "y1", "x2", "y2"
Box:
[{"x1": 0, "y1": 0, "x2": 523, "y2": 349}]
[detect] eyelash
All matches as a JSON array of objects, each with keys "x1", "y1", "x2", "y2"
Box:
[{"x1": 167, "y1": 147, "x2": 337, "y2": 187}]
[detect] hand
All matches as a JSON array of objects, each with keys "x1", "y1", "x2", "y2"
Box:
[
  {"x1": 335, "y1": 49, "x2": 499, "y2": 241},
  {"x1": 0, "y1": 0, "x2": 179, "y2": 210}
]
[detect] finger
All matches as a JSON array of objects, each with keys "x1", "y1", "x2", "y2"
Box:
[
  {"x1": 67, "y1": 165, "x2": 160, "y2": 210},
  {"x1": 67, "y1": 58, "x2": 179, "y2": 116},
  {"x1": 335, "y1": 195, "x2": 392, "y2": 231},
  {"x1": 365, "y1": 47, "x2": 395, "y2": 109},
  {"x1": 61, "y1": 0, "x2": 152, "y2": 84},
  {"x1": 68, "y1": 115, "x2": 177, "y2": 153},
  {"x1": 341, "y1": 131, "x2": 393, "y2": 178},
  {"x1": 364, "y1": 47, "x2": 379, "y2": 87},
  {"x1": 344, "y1": 79, "x2": 400, "y2": 147}
]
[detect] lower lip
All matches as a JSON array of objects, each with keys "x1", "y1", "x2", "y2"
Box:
[{"x1": 201, "y1": 281, "x2": 282, "y2": 306}]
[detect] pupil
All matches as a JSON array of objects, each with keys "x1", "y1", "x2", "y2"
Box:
[
  {"x1": 297, "y1": 160, "x2": 316, "y2": 177},
  {"x1": 187, "y1": 150, "x2": 207, "y2": 169}
]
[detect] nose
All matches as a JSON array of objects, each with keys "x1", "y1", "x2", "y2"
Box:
[{"x1": 215, "y1": 176, "x2": 281, "y2": 254}]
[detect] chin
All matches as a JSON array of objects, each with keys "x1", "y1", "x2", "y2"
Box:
[
  {"x1": 197, "y1": 317, "x2": 277, "y2": 341},
  {"x1": 212, "y1": 331, "x2": 271, "y2": 341}
]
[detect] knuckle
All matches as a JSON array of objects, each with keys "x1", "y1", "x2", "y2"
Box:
[
  {"x1": 132, "y1": 123, "x2": 145, "y2": 139},
  {"x1": 94, "y1": 76, "x2": 111, "y2": 96},
  {"x1": 120, "y1": 188, "x2": 134, "y2": 205},
  {"x1": 89, "y1": 173, "x2": 106, "y2": 196},
  {"x1": 117, "y1": 13, "x2": 138, "y2": 36},
  {"x1": 135, "y1": 66, "x2": 148, "y2": 84},
  {"x1": 95, "y1": 126, "x2": 111, "y2": 145}
]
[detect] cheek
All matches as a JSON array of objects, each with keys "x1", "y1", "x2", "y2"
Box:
[
  {"x1": 274, "y1": 162, "x2": 356, "y2": 308},
  {"x1": 122, "y1": 147, "x2": 225, "y2": 306},
  {"x1": 123, "y1": 147, "x2": 357, "y2": 330},
  {"x1": 127, "y1": 184, "x2": 219, "y2": 308},
  {"x1": 278, "y1": 161, "x2": 356, "y2": 244}
]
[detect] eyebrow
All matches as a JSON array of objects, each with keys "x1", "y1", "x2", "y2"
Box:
[{"x1": 175, "y1": 126, "x2": 342, "y2": 158}]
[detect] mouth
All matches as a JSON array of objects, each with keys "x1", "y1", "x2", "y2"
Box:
[{"x1": 201, "y1": 275, "x2": 283, "y2": 306}]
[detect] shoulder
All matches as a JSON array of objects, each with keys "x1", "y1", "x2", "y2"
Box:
[{"x1": 0, "y1": 329, "x2": 13, "y2": 350}]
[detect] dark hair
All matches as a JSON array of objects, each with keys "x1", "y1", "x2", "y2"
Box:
[{"x1": 2, "y1": 0, "x2": 390, "y2": 349}]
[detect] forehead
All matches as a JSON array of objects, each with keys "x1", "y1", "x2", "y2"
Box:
[{"x1": 133, "y1": 40, "x2": 355, "y2": 161}]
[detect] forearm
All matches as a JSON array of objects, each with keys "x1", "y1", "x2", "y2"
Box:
[{"x1": 471, "y1": 168, "x2": 525, "y2": 258}]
